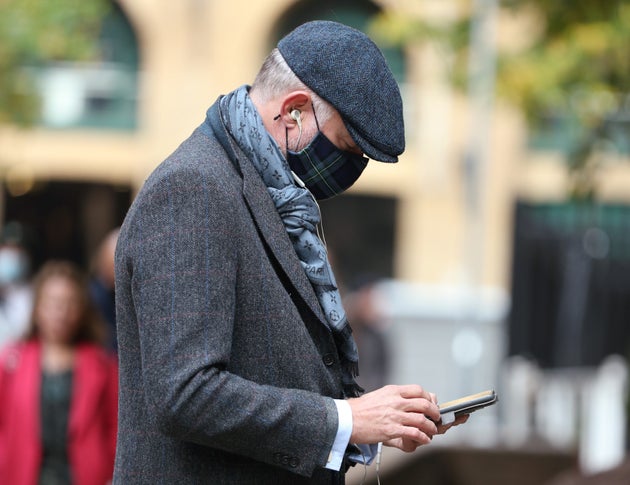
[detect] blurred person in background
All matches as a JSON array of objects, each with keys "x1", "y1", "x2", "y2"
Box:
[
  {"x1": 0, "y1": 223, "x2": 34, "y2": 347},
  {"x1": 0, "y1": 260, "x2": 118, "y2": 485},
  {"x1": 89, "y1": 228, "x2": 119, "y2": 353}
]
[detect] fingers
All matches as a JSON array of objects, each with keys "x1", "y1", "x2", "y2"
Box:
[
  {"x1": 348, "y1": 384, "x2": 474, "y2": 454},
  {"x1": 396, "y1": 408, "x2": 438, "y2": 438},
  {"x1": 396, "y1": 385, "x2": 441, "y2": 422},
  {"x1": 348, "y1": 384, "x2": 441, "y2": 446},
  {"x1": 455, "y1": 414, "x2": 469, "y2": 425},
  {"x1": 405, "y1": 397, "x2": 441, "y2": 423},
  {"x1": 398, "y1": 384, "x2": 435, "y2": 402},
  {"x1": 384, "y1": 421, "x2": 435, "y2": 452},
  {"x1": 436, "y1": 413, "x2": 470, "y2": 434},
  {"x1": 384, "y1": 435, "x2": 425, "y2": 453}
]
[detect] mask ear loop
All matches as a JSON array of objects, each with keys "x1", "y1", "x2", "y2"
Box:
[{"x1": 311, "y1": 102, "x2": 320, "y2": 131}]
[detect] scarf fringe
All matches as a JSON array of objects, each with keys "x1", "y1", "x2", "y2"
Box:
[{"x1": 341, "y1": 360, "x2": 364, "y2": 398}]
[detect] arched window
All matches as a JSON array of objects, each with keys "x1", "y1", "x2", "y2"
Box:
[
  {"x1": 273, "y1": 0, "x2": 405, "y2": 83},
  {"x1": 272, "y1": 0, "x2": 414, "y2": 144},
  {"x1": 37, "y1": 2, "x2": 139, "y2": 130}
]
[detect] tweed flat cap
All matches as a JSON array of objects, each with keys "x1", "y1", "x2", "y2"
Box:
[{"x1": 277, "y1": 20, "x2": 404, "y2": 163}]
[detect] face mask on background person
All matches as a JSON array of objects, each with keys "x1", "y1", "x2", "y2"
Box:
[{"x1": 0, "y1": 247, "x2": 30, "y2": 286}]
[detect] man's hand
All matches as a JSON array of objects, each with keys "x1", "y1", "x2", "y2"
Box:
[
  {"x1": 347, "y1": 385, "x2": 469, "y2": 453},
  {"x1": 347, "y1": 385, "x2": 439, "y2": 451}
]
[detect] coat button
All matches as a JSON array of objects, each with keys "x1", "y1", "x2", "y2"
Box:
[
  {"x1": 289, "y1": 457, "x2": 300, "y2": 468},
  {"x1": 323, "y1": 353, "x2": 335, "y2": 366}
]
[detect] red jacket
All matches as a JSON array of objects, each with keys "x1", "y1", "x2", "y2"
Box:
[{"x1": 0, "y1": 340, "x2": 118, "y2": 485}]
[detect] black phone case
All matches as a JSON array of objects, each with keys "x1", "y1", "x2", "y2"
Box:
[{"x1": 439, "y1": 390, "x2": 498, "y2": 416}]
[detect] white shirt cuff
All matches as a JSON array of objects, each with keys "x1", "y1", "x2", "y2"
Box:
[{"x1": 324, "y1": 399, "x2": 353, "y2": 471}]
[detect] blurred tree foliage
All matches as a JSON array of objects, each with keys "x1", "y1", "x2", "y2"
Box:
[
  {"x1": 372, "y1": 0, "x2": 630, "y2": 200},
  {"x1": 0, "y1": 0, "x2": 110, "y2": 125}
]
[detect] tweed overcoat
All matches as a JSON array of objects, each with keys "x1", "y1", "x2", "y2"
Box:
[{"x1": 113, "y1": 99, "x2": 349, "y2": 484}]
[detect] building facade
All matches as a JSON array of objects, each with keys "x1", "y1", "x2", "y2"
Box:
[{"x1": 1, "y1": 0, "x2": 628, "y2": 292}]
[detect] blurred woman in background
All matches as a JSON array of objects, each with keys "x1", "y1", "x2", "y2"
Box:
[{"x1": 0, "y1": 260, "x2": 118, "y2": 485}]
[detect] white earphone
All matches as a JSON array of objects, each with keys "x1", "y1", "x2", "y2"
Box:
[
  {"x1": 290, "y1": 109, "x2": 303, "y2": 148},
  {"x1": 290, "y1": 109, "x2": 302, "y2": 130}
]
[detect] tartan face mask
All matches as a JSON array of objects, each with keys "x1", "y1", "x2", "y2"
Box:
[{"x1": 286, "y1": 130, "x2": 368, "y2": 200}]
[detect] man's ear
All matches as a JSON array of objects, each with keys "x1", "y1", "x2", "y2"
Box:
[{"x1": 278, "y1": 91, "x2": 311, "y2": 126}]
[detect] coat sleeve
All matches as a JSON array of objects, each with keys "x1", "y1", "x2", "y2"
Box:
[{"x1": 117, "y1": 159, "x2": 339, "y2": 477}]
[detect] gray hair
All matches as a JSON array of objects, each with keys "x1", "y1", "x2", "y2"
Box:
[{"x1": 252, "y1": 48, "x2": 334, "y2": 124}]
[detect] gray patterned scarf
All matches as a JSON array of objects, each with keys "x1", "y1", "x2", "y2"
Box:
[{"x1": 219, "y1": 86, "x2": 361, "y2": 397}]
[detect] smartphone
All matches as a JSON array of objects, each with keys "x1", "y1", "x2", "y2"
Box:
[{"x1": 438, "y1": 390, "x2": 498, "y2": 424}]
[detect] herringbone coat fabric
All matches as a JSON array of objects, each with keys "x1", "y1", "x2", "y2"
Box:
[{"x1": 113, "y1": 100, "x2": 347, "y2": 484}]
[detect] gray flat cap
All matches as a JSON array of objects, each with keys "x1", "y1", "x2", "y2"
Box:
[{"x1": 277, "y1": 20, "x2": 404, "y2": 163}]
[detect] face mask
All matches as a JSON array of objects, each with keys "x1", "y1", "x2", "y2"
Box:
[
  {"x1": 0, "y1": 248, "x2": 29, "y2": 285},
  {"x1": 286, "y1": 130, "x2": 368, "y2": 200}
]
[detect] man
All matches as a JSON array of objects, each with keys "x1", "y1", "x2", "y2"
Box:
[{"x1": 114, "y1": 20, "x2": 464, "y2": 484}]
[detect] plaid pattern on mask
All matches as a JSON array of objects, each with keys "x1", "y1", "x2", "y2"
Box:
[{"x1": 287, "y1": 131, "x2": 368, "y2": 200}]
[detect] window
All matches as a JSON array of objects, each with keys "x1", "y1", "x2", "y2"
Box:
[
  {"x1": 35, "y1": 2, "x2": 139, "y2": 130},
  {"x1": 273, "y1": 0, "x2": 406, "y2": 83}
]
